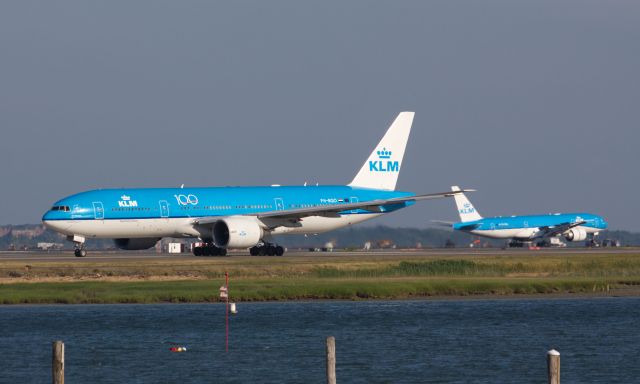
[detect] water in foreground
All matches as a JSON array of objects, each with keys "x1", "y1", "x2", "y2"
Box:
[{"x1": 1, "y1": 298, "x2": 639, "y2": 383}]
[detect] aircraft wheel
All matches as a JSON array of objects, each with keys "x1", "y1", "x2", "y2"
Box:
[
  {"x1": 266, "y1": 246, "x2": 276, "y2": 256},
  {"x1": 193, "y1": 247, "x2": 202, "y2": 256},
  {"x1": 74, "y1": 249, "x2": 87, "y2": 257},
  {"x1": 258, "y1": 246, "x2": 267, "y2": 256},
  {"x1": 249, "y1": 247, "x2": 258, "y2": 256},
  {"x1": 275, "y1": 246, "x2": 284, "y2": 256}
]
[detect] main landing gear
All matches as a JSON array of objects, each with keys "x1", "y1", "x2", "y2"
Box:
[
  {"x1": 504, "y1": 240, "x2": 529, "y2": 249},
  {"x1": 193, "y1": 243, "x2": 227, "y2": 256},
  {"x1": 249, "y1": 243, "x2": 285, "y2": 256}
]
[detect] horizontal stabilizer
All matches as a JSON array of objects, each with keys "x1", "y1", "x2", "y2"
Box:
[{"x1": 431, "y1": 220, "x2": 454, "y2": 227}]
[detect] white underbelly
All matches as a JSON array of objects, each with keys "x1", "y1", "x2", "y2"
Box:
[
  {"x1": 46, "y1": 213, "x2": 381, "y2": 239},
  {"x1": 45, "y1": 218, "x2": 200, "y2": 239},
  {"x1": 471, "y1": 228, "x2": 537, "y2": 239}
]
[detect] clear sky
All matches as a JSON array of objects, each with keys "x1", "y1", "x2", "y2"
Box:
[{"x1": 1, "y1": 1, "x2": 638, "y2": 230}]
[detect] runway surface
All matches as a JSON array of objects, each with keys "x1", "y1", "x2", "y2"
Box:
[{"x1": 0, "y1": 247, "x2": 637, "y2": 263}]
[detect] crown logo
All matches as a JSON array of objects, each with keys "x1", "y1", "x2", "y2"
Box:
[
  {"x1": 121, "y1": 195, "x2": 131, "y2": 201},
  {"x1": 376, "y1": 148, "x2": 392, "y2": 159}
]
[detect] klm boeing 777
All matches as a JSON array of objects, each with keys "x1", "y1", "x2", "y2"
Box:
[
  {"x1": 437, "y1": 186, "x2": 608, "y2": 247},
  {"x1": 43, "y1": 112, "x2": 468, "y2": 257}
]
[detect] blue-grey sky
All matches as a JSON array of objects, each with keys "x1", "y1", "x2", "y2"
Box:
[{"x1": 1, "y1": 1, "x2": 638, "y2": 230}]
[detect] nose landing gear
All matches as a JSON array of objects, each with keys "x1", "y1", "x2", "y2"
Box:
[
  {"x1": 67, "y1": 235, "x2": 87, "y2": 257},
  {"x1": 74, "y1": 247, "x2": 87, "y2": 257}
]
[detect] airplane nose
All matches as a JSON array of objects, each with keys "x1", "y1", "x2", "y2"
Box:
[
  {"x1": 43, "y1": 220, "x2": 74, "y2": 234},
  {"x1": 42, "y1": 211, "x2": 54, "y2": 222},
  {"x1": 42, "y1": 213, "x2": 72, "y2": 233},
  {"x1": 43, "y1": 219, "x2": 61, "y2": 231}
]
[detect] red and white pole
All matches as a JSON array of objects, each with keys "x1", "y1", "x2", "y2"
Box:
[{"x1": 225, "y1": 271, "x2": 229, "y2": 353}]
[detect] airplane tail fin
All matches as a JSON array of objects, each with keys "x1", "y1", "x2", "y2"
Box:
[
  {"x1": 451, "y1": 185, "x2": 482, "y2": 222},
  {"x1": 349, "y1": 112, "x2": 414, "y2": 191}
]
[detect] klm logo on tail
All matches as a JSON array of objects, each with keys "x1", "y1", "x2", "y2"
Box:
[
  {"x1": 459, "y1": 203, "x2": 476, "y2": 215},
  {"x1": 369, "y1": 148, "x2": 399, "y2": 172}
]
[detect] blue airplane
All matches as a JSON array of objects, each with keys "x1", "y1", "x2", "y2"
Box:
[
  {"x1": 437, "y1": 186, "x2": 608, "y2": 247},
  {"x1": 43, "y1": 112, "x2": 469, "y2": 257}
]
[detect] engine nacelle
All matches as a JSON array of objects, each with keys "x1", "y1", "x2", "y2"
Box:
[
  {"x1": 564, "y1": 228, "x2": 587, "y2": 242},
  {"x1": 213, "y1": 216, "x2": 263, "y2": 249},
  {"x1": 114, "y1": 238, "x2": 161, "y2": 250}
]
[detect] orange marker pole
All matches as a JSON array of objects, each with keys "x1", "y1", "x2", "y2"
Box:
[{"x1": 225, "y1": 271, "x2": 229, "y2": 353}]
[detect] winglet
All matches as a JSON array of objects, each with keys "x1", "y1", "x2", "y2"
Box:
[{"x1": 349, "y1": 112, "x2": 414, "y2": 191}]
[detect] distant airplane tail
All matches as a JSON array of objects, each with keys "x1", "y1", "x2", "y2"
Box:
[
  {"x1": 349, "y1": 112, "x2": 414, "y2": 191},
  {"x1": 451, "y1": 185, "x2": 482, "y2": 222}
]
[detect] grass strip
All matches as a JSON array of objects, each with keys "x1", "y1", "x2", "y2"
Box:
[
  {"x1": 2, "y1": 277, "x2": 639, "y2": 304},
  {"x1": 5, "y1": 254, "x2": 640, "y2": 280}
]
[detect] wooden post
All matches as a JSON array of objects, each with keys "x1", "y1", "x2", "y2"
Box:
[
  {"x1": 547, "y1": 349, "x2": 560, "y2": 384},
  {"x1": 52, "y1": 341, "x2": 64, "y2": 384},
  {"x1": 326, "y1": 336, "x2": 336, "y2": 384}
]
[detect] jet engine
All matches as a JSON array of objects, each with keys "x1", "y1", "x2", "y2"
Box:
[
  {"x1": 213, "y1": 216, "x2": 263, "y2": 248},
  {"x1": 114, "y1": 238, "x2": 161, "y2": 250},
  {"x1": 564, "y1": 228, "x2": 587, "y2": 242}
]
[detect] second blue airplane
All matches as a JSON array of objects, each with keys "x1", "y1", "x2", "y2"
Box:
[{"x1": 437, "y1": 186, "x2": 608, "y2": 247}]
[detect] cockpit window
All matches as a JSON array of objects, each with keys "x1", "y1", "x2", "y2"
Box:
[{"x1": 51, "y1": 206, "x2": 70, "y2": 212}]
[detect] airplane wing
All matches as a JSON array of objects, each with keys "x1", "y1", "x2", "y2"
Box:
[
  {"x1": 194, "y1": 189, "x2": 474, "y2": 225},
  {"x1": 536, "y1": 221, "x2": 587, "y2": 238}
]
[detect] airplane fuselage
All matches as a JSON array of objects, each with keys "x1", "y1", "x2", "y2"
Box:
[
  {"x1": 452, "y1": 213, "x2": 607, "y2": 240},
  {"x1": 43, "y1": 185, "x2": 414, "y2": 240}
]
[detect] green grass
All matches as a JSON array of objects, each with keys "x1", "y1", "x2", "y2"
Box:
[
  {"x1": 5, "y1": 252, "x2": 640, "y2": 279},
  {"x1": 310, "y1": 257, "x2": 640, "y2": 278},
  {"x1": 2, "y1": 276, "x2": 638, "y2": 304},
  {"x1": 3, "y1": 252, "x2": 640, "y2": 304}
]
